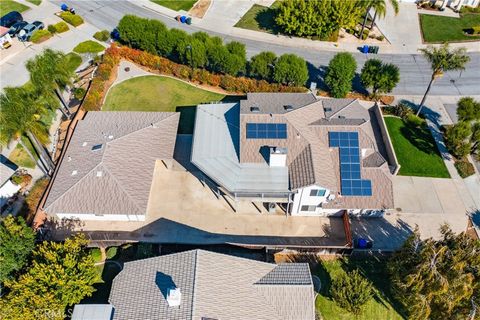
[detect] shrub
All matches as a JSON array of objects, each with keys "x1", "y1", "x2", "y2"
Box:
[
  {"x1": 376, "y1": 35, "x2": 385, "y2": 41},
  {"x1": 17, "y1": 178, "x2": 49, "y2": 224},
  {"x1": 93, "y1": 30, "x2": 110, "y2": 41},
  {"x1": 47, "y1": 24, "x2": 56, "y2": 33},
  {"x1": 454, "y1": 159, "x2": 475, "y2": 178},
  {"x1": 393, "y1": 102, "x2": 414, "y2": 119},
  {"x1": 106, "y1": 247, "x2": 118, "y2": 259},
  {"x1": 330, "y1": 269, "x2": 373, "y2": 315},
  {"x1": 59, "y1": 11, "x2": 84, "y2": 27},
  {"x1": 325, "y1": 52, "x2": 357, "y2": 98},
  {"x1": 73, "y1": 87, "x2": 86, "y2": 100},
  {"x1": 11, "y1": 174, "x2": 32, "y2": 187},
  {"x1": 73, "y1": 40, "x2": 106, "y2": 54},
  {"x1": 90, "y1": 248, "x2": 102, "y2": 262},
  {"x1": 406, "y1": 114, "x2": 425, "y2": 127},
  {"x1": 361, "y1": 29, "x2": 369, "y2": 40},
  {"x1": 30, "y1": 29, "x2": 52, "y2": 44},
  {"x1": 445, "y1": 122, "x2": 472, "y2": 159},
  {"x1": 248, "y1": 51, "x2": 276, "y2": 81},
  {"x1": 472, "y1": 26, "x2": 480, "y2": 35},
  {"x1": 460, "y1": 6, "x2": 480, "y2": 14},
  {"x1": 53, "y1": 21, "x2": 69, "y2": 33},
  {"x1": 273, "y1": 54, "x2": 309, "y2": 86}
]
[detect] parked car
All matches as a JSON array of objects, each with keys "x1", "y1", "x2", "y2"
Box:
[
  {"x1": 0, "y1": 11, "x2": 23, "y2": 28},
  {"x1": 18, "y1": 21, "x2": 44, "y2": 42},
  {"x1": 8, "y1": 21, "x2": 28, "y2": 37}
]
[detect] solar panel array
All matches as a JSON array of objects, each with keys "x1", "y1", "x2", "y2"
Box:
[
  {"x1": 246, "y1": 123, "x2": 287, "y2": 139},
  {"x1": 329, "y1": 131, "x2": 372, "y2": 196}
]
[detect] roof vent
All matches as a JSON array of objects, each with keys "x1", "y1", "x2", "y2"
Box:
[
  {"x1": 82, "y1": 142, "x2": 87, "y2": 147},
  {"x1": 67, "y1": 156, "x2": 72, "y2": 162},
  {"x1": 283, "y1": 105, "x2": 293, "y2": 111},
  {"x1": 71, "y1": 170, "x2": 78, "y2": 176},
  {"x1": 324, "y1": 107, "x2": 332, "y2": 112},
  {"x1": 108, "y1": 135, "x2": 114, "y2": 140},
  {"x1": 338, "y1": 115, "x2": 346, "y2": 119},
  {"x1": 166, "y1": 287, "x2": 181, "y2": 307},
  {"x1": 91, "y1": 144, "x2": 103, "y2": 151},
  {"x1": 250, "y1": 106, "x2": 260, "y2": 113},
  {"x1": 96, "y1": 171, "x2": 103, "y2": 177}
]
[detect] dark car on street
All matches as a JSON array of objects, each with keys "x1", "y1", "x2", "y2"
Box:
[
  {"x1": 8, "y1": 21, "x2": 28, "y2": 37},
  {"x1": 0, "y1": 11, "x2": 23, "y2": 28}
]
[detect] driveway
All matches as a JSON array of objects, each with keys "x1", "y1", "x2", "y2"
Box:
[{"x1": 0, "y1": 0, "x2": 100, "y2": 89}]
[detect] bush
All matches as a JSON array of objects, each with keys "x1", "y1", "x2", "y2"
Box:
[
  {"x1": 376, "y1": 35, "x2": 385, "y2": 41},
  {"x1": 73, "y1": 40, "x2": 106, "y2": 54},
  {"x1": 392, "y1": 102, "x2": 414, "y2": 119},
  {"x1": 11, "y1": 174, "x2": 32, "y2": 187},
  {"x1": 406, "y1": 114, "x2": 425, "y2": 127},
  {"x1": 73, "y1": 87, "x2": 86, "y2": 100},
  {"x1": 454, "y1": 159, "x2": 475, "y2": 178},
  {"x1": 59, "y1": 11, "x2": 84, "y2": 27},
  {"x1": 325, "y1": 52, "x2": 357, "y2": 98},
  {"x1": 47, "y1": 24, "x2": 56, "y2": 33},
  {"x1": 471, "y1": 26, "x2": 480, "y2": 35},
  {"x1": 273, "y1": 54, "x2": 309, "y2": 86},
  {"x1": 330, "y1": 269, "x2": 373, "y2": 315},
  {"x1": 17, "y1": 178, "x2": 49, "y2": 223},
  {"x1": 53, "y1": 21, "x2": 69, "y2": 33},
  {"x1": 106, "y1": 247, "x2": 118, "y2": 259},
  {"x1": 90, "y1": 248, "x2": 102, "y2": 262},
  {"x1": 93, "y1": 30, "x2": 110, "y2": 41},
  {"x1": 248, "y1": 51, "x2": 276, "y2": 81},
  {"x1": 460, "y1": 6, "x2": 480, "y2": 14},
  {"x1": 30, "y1": 29, "x2": 52, "y2": 44},
  {"x1": 361, "y1": 29, "x2": 369, "y2": 40}
]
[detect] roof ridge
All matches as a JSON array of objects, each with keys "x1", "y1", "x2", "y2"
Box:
[
  {"x1": 326, "y1": 98, "x2": 358, "y2": 119},
  {"x1": 191, "y1": 249, "x2": 199, "y2": 320},
  {"x1": 44, "y1": 163, "x2": 102, "y2": 211},
  {"x1": 101, "y1": 164, "x2": 144, "y2": 214}
]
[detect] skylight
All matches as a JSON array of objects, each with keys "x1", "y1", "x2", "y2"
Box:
[{"x1": 91, "y1": 144, "x2": 103, "y2": 151}]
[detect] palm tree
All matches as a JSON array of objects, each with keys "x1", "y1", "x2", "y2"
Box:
[
  {"x1": 359, "y1": 0, "x2": 399, "y2": 40},
  {"x1": 26, "y1": 49, "x2": 76, "y2": 119},
  {"x1": 416, "y1": 43, "x2": 470, "y2": 116},
  {"x1": 0, "y1": 87, "x2": 56, "y2": 174}
]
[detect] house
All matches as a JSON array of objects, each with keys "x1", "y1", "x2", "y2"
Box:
[
  {"x1": 0, "y1": 155, "x2": 20, "y2": 210},
  {"x1": 466, "y1": 212, "x2": 480, "y2": 240},
  {"x1": 191, "y1": 93, "x2": 394, "y2": 216},
  {"x1": 107, "y1": 249, "x2": 316, "y2": 320},
  {"x1": 439, "y1": 0, "x2": 479, "y2": 10},
  {"x1": 42, "y1": 111, "x2": 179, "y2": 221}
]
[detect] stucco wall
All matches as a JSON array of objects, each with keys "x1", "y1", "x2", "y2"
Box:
[{"x1": 373, "y1": 105, "x2": 401, "y2": 175}]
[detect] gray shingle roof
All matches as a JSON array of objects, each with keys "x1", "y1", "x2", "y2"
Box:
[
  {"x1": 240, "y1": 92, "x2": 317, "y2": 114},
  {"x1": 255, "y1": 264, "x2": 312, "y2": 285},
  {"x1": 44, "y1": 111, "x2": 179, "y2": 216},
  {"x1": 109, "y1": 250, "x2": 315, "y2": 320}
]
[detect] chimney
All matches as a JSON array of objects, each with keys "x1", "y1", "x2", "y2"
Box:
[
  {"x1": 166, "y1": 287, "x2": 181, "y2": 307},
  {"x1": 269, "y1": 147, "x2": 287, "y2": 167}
]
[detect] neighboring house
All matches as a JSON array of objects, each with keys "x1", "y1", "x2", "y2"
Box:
[
  {"x1": 42, "y1": 111, "x2": 179, "y2": 221},
  {"x1": 0, "y1": 155, "x2": 20, "y2": 210},
  {"x1": 107, "y1": 249, "x2": 316, "y2": 320},
  {"x1": 439, "y1": 0, "x2": 479, "y2": 10},
  {"x1": 466, "y1": 212, "x2": 480, "y2": 240},
  {"x1": 192, "y1": 93, "x2": 394, "y2": 216}
]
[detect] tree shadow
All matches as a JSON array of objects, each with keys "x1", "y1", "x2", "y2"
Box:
[
  {"x1": 400, "y1": 120, "x2": 439, "y2": 155},
  {"x1": 352, "y1": 73, "x2": 368, "y2": 95},
  {"x1": 81, "y1": 261, "x2": 122, "y2": 304},
  {"x1": 307, "y1": 62, "x2": 328, "y2": 91},
  {"x1": 255, "y1": 7, "x2": 280, "y2": 34}
]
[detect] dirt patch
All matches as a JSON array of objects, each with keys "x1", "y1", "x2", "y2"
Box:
[{"x1": 188, "y1": 0, "x2": 211, "y2": 18}]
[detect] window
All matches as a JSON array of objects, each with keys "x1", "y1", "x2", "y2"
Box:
[
  {"x1": 310, "y1": 189, "x2": 326, "y2": 197},
  {"x1": 301, "y1": 205, "x2": 316, "y2": 212}
]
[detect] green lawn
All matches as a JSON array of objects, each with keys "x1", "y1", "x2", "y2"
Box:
[
  {"x1": 63, "y1": 52, "x2": 82, "y2": 73},
  {"x1": 8, "y1": 137, "x2": 38, "y2": 169},
  {"x1": 103, "y1": 76, "x2": 229, "y2": 134},
  {"x1": 150, "y1": 0, "x2": 196, "y2": 11},
  {"x1": 419, "y1": 13, "x2": 480, "y2": 43},
  {"x1": 0, "y1": 0, "x2": 29, "y2": 14},
  {"x1": 73, "y1": 40, "x2": 105, "y2": 54},
  {"x1": 315, "y1": 258, "x2": 405, "y2": 320},
  {"x1": 234, "y1": 2, "x2": 280, "y2": 34},
  {"x1": 26, "y1": 0, "x2": 41, "y2": 5},
  {"x1": 384, "y1": 116, "x2": 450, "y2": 178}
]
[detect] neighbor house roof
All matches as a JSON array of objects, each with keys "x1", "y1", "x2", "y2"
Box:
[
  {"x1": 44, "y1": 111, "x2": 179, "y2": 216},
  {"x1": 0, "y1": 155, "x2": 18, "y2": 187},
  {"x1": 194, "y1": 93, "x2": 394, "y2": 210},
  {"x1": 109, "y1": 249, "x2": 315, "y2": 320}
]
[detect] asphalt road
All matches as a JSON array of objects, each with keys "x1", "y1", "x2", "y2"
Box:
[{"x1": 54, "y1": 0, "x2": 480, "y2": 96}]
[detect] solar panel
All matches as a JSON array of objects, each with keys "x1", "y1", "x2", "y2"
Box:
[
  {"x1": 329, "y1": 131, "x2": 372, "y2": 197},
  {"x1": 246, "y1": 123, "x2": 287, "y2": 139}
]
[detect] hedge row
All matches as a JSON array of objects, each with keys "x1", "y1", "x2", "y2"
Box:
[
  {"x1": 82, "y1": 44, "x2": 306, "y2": 111},
  {"x1": 117, "y1": 15, "x2": 309, "y2": 86},
  {"x1": 59, "y1": 11, "x2": 84, "y2": 27},
  {"x1": 48, "y1": 21, "x2": 69, "y2": 34}
]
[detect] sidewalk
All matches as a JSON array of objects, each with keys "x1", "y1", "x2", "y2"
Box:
[{"x1": 134, "y1": 0, "x2": 480, "y2": 54}]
